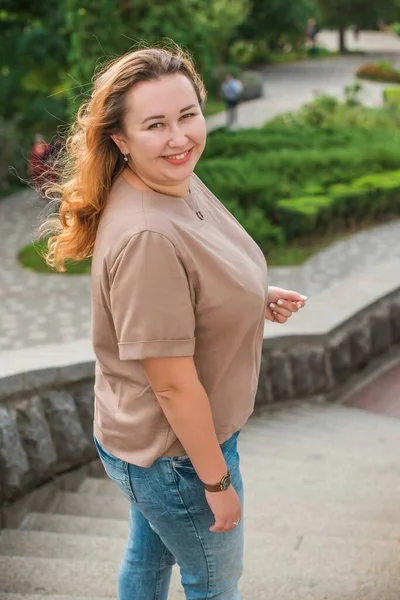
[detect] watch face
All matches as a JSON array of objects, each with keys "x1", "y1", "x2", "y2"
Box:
[{"x1": 221, "y1": 473, "x2": 231, "y2": 491}]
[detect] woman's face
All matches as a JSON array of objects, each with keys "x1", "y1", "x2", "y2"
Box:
[{"x1": 115, "y1": 74, "x2": 207, "y2": 189}]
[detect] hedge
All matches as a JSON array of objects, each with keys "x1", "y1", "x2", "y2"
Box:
[
  {"x1": 196, "y1": 138, "x2": 400, "y2": 214},
  {"x1": 202, "y1": 123, "x2": 392, "y2": 160},
  {"x1": 275, "y1": 170, "x2": 400, "y2": 242}
]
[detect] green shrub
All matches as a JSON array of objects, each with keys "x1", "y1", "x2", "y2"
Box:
[
  {"x1": 383, "y1": 87, "x2": 400, "y2": 107},
  {"x1": 224, "y1": 199, "x2": 285, "y2": 254},
  {"x1": 392, "y1": 22, "x2": 400, "y2": 37},
  {"x1": 198, "y1": 97, "x2": 400, "y2": 255},
  {"x1": 272, "y1": 93, "x2": 400, "y2": 130},
  {"x1": 197, "y1": 139, "x2": 400, "y2": 213},
  {"x1": 204, "y1": 123, "x2": 392, "y2": 161},
  {"x1": 275, "y1": 196, "x2": 333, "y2": 240},
  {"x1": 274, "y1": 170, "x2": 400, "y2": 242}
]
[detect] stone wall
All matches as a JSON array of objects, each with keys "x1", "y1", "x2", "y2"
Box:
[
  {"x1": 257, "y1": 291, "x2": 400, "y2": 406},
  {"x1": 1, "y1": 290, "x2": 400, "y2": 509}
]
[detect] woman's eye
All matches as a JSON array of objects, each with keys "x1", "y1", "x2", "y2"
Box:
[
  {"x1": 182, "y1": 113, "x2": 196, "y2": 119},
  {"x1": 149, "y1": 122, "x2": 164, "y2": 129}
]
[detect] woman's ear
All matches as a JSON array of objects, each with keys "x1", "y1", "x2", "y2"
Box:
[{"x1": 110, "y1": 134, "x2": 127, "y2": 154}]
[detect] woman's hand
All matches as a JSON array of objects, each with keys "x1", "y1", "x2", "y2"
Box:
[
  {"x1": 206, "y1": 485, "x2": 242, "y2": 533},
  {"x1": 265, "y1": 286, "x2": 307, "y2": 324}
]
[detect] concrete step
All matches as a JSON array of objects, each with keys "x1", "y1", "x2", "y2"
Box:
[
  {"x1": 4, "y1": 527, "x2": 400, "y2": 573},
  {"x1": 244, "y1": 419, "x2": 400, "y2": 447},
  {"x1": 20, "y1": 506, "x2": 400, "y2": 546},
  {"x1": 48, "y1": 490, "x2": 400, "y2": 528},
  {"x1": 0, "y1": 556, "x2": 119, "y2": 597},
  {"x1": 250, "y1": 404, "x2": 400, "y2": 433},
  {"x1": 0, "y1": 530, "x2": 126, "y2": 562},
  {"x1": 238, "y1": 435, "x2": 400, "y2": 467},
  {"x1": 0, "y1": 595, "x2": 99, "y2": 600},
  {"x1": 20, "y1": 513, "x2": 129, "y2": 538},
  {"x1": 0, "y1": 595, "x2": 100, "y2": 600},
  {"x1": 255, "y1": 404, "x2": 400, "y2": 431},
  {"x1": 1, "y1": 551, "x2": 400, "y2": 600}
]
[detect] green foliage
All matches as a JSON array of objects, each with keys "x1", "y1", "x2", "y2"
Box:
[
  {"x1": 0, "y1": 1, "x2": 68, "y2": 135},
  {"x1": 276, "y1": 171, "x2": 400, "y2": 241},
  {"x1": 18, "y1": 240, "x2": 92, "y2": 274},
  {"x1": 222, "y1": 199, "x2": 285, "y2": 253},
  {"x1": 273, "y1": 91, "x2": 400, "y2": 129},
  {"x1": 315, "y1": 0, "x2": 400, "y2": 29},
  {"x1": 238, "y1": 0, "x2": 316, "y2": 50},
  {"x1": 383, "y1": 87, "x2": 400, "y2": 107},
  {"x1": 65, "y1": 0, "x2": 126, "y2": 115},
  {"x1": 197, "y1": 96, "x2": 400, "y2": 255},
  {"x1": 191, "y1": 0, "x2": 250, "y2": 66}
]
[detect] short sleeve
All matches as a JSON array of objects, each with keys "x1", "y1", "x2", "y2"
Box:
[{"x1": 110, "y1": 231, "x2": 196, "y2": 360}]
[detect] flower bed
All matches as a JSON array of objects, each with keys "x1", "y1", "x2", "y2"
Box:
[{"x1": 356, "y1": 62, "x2": 400, "y2": 84}]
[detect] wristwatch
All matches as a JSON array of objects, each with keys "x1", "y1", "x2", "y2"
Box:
[{"x1": 203, "y1": 471, "x2": 231, "y2": 493}]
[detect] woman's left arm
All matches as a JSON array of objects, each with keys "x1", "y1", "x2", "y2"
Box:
[{"x1": 265, "y1": 286, "x2": 308, "y2": 324}]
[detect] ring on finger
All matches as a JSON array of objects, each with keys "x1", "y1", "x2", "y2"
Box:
[{"x1": 232, "y1": 519, "x2": 240, "y2": 527}]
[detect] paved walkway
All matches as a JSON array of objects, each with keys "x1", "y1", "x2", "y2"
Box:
[
  {"x1": 208, "y1": 30, "x2": 400, "y2": 131},
  {"x1": 2, "y1": 31, "x2": 400, "y2": 352}
]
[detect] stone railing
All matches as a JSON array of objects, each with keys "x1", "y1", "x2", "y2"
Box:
[{"x1": 1, "y1": 260, "x2": 400, "y2": 518}]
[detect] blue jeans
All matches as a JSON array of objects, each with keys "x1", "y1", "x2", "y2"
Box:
[{"x1": 94, "y1": 432, "x2": 244, "y2": 599}]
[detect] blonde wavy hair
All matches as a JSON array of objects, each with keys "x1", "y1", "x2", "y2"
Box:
[{"x1": 41, "y1": 44, "x2": 207, "y2": 271}]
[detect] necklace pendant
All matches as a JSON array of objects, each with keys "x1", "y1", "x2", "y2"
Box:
[{"x1": 196, "y1": 209, "x2": 204, "y2": 220}]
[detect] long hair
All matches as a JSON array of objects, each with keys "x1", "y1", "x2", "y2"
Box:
[{"x1": 40, "y1": 44, "x2": 207, "y2": 271}]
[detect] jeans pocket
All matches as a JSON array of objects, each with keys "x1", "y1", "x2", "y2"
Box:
[{"x1": 94, "y1": 436, "x2": 137, "y2": 503}]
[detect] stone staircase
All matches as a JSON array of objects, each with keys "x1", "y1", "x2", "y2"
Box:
[{"x1": 1, "y1": 402, "x2": 400, "y2": 599}]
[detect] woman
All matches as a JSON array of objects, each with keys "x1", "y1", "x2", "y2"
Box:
[{"x1": 43, "y1": 45, "x2": 307, "y2": 600}]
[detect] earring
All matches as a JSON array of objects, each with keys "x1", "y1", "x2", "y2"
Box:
[{"x1": 123, "y1": 153, "x2": 128, "y2": 162}]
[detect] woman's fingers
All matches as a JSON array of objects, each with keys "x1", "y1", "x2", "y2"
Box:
[
  {"x1": 272, "y1": 312, "x2": 289, "y2": 324},
  {"x1": 269, "y1": 303, "x2": 292, "y2": 319}
]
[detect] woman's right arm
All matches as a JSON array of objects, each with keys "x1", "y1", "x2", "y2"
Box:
[{"x1": 140, "y1": 355, "x2": 242, "y2": 533}]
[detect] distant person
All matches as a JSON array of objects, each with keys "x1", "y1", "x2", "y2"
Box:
[
  {"x1": 351, "y1": 24, "x2": 360, "y2": 41},
  {"x1": 306, "y1": 18, "x2": 318, "y2": 54},
  {"x1": 221, "y1": 73, "x2": 243, "y2": 128},
  {"x1": 27, "y1": 134, "x2": 49, "y2": 190}
]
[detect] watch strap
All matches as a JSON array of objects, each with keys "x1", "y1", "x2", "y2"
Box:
[{"x1": 204, "y1": 471, "x2": 231, "y2": 493}]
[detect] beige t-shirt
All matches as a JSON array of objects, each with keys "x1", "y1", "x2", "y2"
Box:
[{"x1": 91, "y1": 173, "x2": 268, "y2": 467}]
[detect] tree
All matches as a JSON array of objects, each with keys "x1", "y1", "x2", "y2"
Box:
[
  {"x1": 65, "y1": 0, "x2": 126, "y2": 115},
  {"x1": 315, "y1": 0, "x2": 400, "y2": 52},
  {"x1": 190, "y1": 0, "x2": 251, "y2": 65},
  {"x1": 238, "y1": 0, "x2": 315, "y2": 50},
  {"x1": 65, "y1": 0, "x2": 217, "y2": 106},
  {"x1": 0, "y1": 0, "x2": 68, "y2": 135}
]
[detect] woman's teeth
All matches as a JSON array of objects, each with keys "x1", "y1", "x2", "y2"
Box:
[{"x1": 166, "y1": 150, "x2": 189, "y2": 160}]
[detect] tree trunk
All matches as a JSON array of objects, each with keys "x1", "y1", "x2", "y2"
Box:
[{"x1": 338, "y1": 26, "x2": 347, "y2": 53}]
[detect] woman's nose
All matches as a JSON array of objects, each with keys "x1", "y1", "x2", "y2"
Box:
[{"x1": 168, "y1": 126, "x2": 188, "y2": 148}]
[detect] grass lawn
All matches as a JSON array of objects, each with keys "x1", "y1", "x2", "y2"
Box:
[
  {"x1": 18, "y1": 240, "x2": 91, "y2": 275},
  {"x1": 203, "y1": 95, "x2": 226, "y2": 117}
]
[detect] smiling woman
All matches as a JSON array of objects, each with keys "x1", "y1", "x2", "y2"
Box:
[{"x1": 34, "y1": 43, "x2": 300, "y2": 600}]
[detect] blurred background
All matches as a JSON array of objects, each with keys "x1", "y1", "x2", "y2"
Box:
[{"x1": 2, "y1": 0, "x2": 400, "y2": 355}]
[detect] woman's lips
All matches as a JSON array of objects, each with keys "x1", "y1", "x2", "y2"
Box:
[{"x1": 162, "y1": 147, "x2": 194, "y2": 165}]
